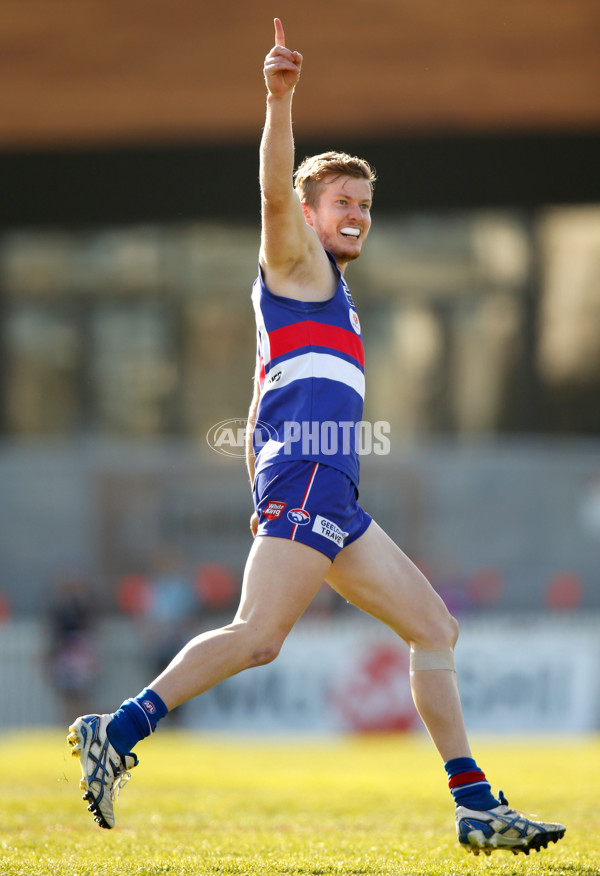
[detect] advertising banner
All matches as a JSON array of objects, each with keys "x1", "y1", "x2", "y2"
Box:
[{"x1": 185, "y1": 620, "x2": 600, "y2": 735}]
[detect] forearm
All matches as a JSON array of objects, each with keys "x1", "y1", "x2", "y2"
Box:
[{"x1": 260, "y1": 92, "x2": 295, "y2": 207}]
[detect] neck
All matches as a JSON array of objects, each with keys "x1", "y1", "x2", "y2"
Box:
[{"x1": 333, "y1": 254, "x2": 349, "y2": 275}]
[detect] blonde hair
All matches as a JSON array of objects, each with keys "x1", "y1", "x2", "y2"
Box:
[{"x1": 294, "y1": 151, "x2": 376, "y2": 208}]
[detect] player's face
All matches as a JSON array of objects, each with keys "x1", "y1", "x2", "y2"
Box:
[{"x1": 304, "y1": 175, "x2": 372, "y2": 268}]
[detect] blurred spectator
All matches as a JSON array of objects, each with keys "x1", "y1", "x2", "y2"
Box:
[
  {"x1": 46, "y1": 562, "x2": 97, "y2": 721},
  {"x1": 116, "y1": 545, "x2": 204, "y2": 719},
  {"x1": 117, "y1": 573, "x2": 153, "y2": 617},
  {"x1": 466, "y1": 567, "x2": 504, "y2": 610},
  {"x1": 545, "y1": 571, "x2": 584, "y2": 611},
  {"x1": 0, "y1": 591, "x2": 11, "y2": 623},
  {"x1": 143, "y1": 544, "x2": 198, "y2": 675},
  {"x1": 116, "y1": 550, "x2": 241, "y2": 724},
  {"x1": 194, "y1": 562, "x2": 237, "y2": 615}
]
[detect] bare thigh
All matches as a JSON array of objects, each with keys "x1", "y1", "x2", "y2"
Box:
[
  {"x1": 233, "y1": 534, "x2": 332, "y2": 646},
  {"x1": 151, "y1": 535, "x2": 331, "y2": 709},
  {"x1": 326, "y1": 520, "x2": 456, "y2": 648}
]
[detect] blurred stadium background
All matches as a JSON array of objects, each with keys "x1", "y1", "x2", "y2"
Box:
[{"x1": 1, "y1": 0, "x2": 599, "y2": 736}]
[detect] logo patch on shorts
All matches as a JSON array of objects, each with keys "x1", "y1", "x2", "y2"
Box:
[
  {"x1": 264, "y1": 500, "x2": 286, "y2": 520},
  {"x1": 287, "y1": 508, "x2": 311, "y2": 525},
  {"x1": 312, "y1": 515, "x2": 348, "y2": 547}
]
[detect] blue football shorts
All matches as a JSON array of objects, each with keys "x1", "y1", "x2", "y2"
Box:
[{"x1": 253, "y1": 459, "x2": 372, "y2": 561}]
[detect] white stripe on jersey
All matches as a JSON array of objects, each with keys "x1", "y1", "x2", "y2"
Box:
[{"x1": 261, "y1": 352, "x2": 365, "y2": 400}]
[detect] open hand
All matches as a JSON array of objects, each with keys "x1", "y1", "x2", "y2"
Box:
[{"x1": 263, "y1": 18, "x2": 302, "y2": 97}]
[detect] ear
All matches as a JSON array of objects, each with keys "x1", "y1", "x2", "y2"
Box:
[{"x1": 302, "y1": 202, "x2": 314, "y2": 227}]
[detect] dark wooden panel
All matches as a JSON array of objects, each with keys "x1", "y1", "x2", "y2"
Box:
[{"x1": 0, "y1": 0, "x2": 599, "y2": 148}]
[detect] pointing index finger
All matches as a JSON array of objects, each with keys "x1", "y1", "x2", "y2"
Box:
[{"x1": 274, "y1": 17, "x2": 285, "y2": 48}]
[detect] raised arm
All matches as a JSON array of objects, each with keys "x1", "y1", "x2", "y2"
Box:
[
  {"x1": 261, "y1": 19, "x2": 301, "y2": 206},
  {"x1": 260, "y1": 19, "x2": 333, "y2": 299}
]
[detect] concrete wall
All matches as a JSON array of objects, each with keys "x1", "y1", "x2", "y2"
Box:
[{"x1": 0, "y1": 437, "x2": 598, "y2": 615}]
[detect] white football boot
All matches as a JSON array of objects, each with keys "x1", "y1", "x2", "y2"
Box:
[
  {"x1": 456, "y1": 791, "x2": 566, "y2": 856},
  {"x1": 67, "y1": 713, "x2": 138, "y2": 829}
]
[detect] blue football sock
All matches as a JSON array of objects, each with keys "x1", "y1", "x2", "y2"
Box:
[
  {"x1": 444, "y1": 756, "x2": 499, "y2": 810},
  {"x1": 106, "y1": 687, "x2": 168, "y2": 757}
]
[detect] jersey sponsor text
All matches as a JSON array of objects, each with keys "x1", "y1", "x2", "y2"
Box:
[
  {"x1": 264, "y1": 501, "x2": 286, "y2": 520},
  {"x1": 312, "y1": 515, "x2": 348, "y2": 546}
]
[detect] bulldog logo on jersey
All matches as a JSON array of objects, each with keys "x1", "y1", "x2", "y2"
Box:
[
  {"x1": 287, "y1": 508, "x2": 311, "y2": 525},
  {"x1": 349, "y1": 309, "x2": 361, "y2": 334}
]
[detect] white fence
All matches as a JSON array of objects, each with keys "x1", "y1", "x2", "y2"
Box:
[{"x1": 1, "y1": 614, "x2": 599, "y2": 734}]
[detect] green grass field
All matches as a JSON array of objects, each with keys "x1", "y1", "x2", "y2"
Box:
[{"x1": 0, "y1": 730, "x2": 597, "y2": 875}]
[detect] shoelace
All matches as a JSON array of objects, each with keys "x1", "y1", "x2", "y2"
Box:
[
  {"x1": 111, "y1": 769, "x2": 133, "y2": 802},
  {"x1": 497, "y1": 790, "x2": 536, "y2": 822}
]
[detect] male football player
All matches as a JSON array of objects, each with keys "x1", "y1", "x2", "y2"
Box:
[{"x1": 68, "y1": 19, "x2": 566, "y2": 856}]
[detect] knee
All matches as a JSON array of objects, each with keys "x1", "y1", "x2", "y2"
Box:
[
  {"x1": 447, "y1": 613, "x2": 460, "y2": 649},
  {"x1": 434, "y1": 610, "x2": 459, "y2": 650},
  {"x1": 413, "y1": 609, "x2": 459, "y2": 652},
  {"x1": 247, "y1": 639, "x2": 283, "y2": 668},
  {"x1": 230, "y1": 622, "x2": 285, "y2": 669}
]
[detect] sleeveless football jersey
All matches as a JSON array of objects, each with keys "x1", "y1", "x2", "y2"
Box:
[{"x1": 251, "y1": 252, "x2": 365, "y2": 486}]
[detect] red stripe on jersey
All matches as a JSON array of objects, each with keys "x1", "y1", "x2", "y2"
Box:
[
  {"x1": 448, "y1": 770, "x2": 487, "y2": 789},
  {"x1": 258, "y1": 355, "x2": 265, "y2": 384},
  {"x1": 300, "y1": 462, "x2": 319, "y2": 507},
  {"x1": 268, "y1": 321, "x2": 364, "y2": 367},
  {"x1": 290, "y1": 462, "x2": 319, "y2": 542}
]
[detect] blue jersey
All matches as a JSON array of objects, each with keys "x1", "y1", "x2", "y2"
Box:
[{"x1": 251, "y1": 252, "x2": 365, "y2": 486}]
